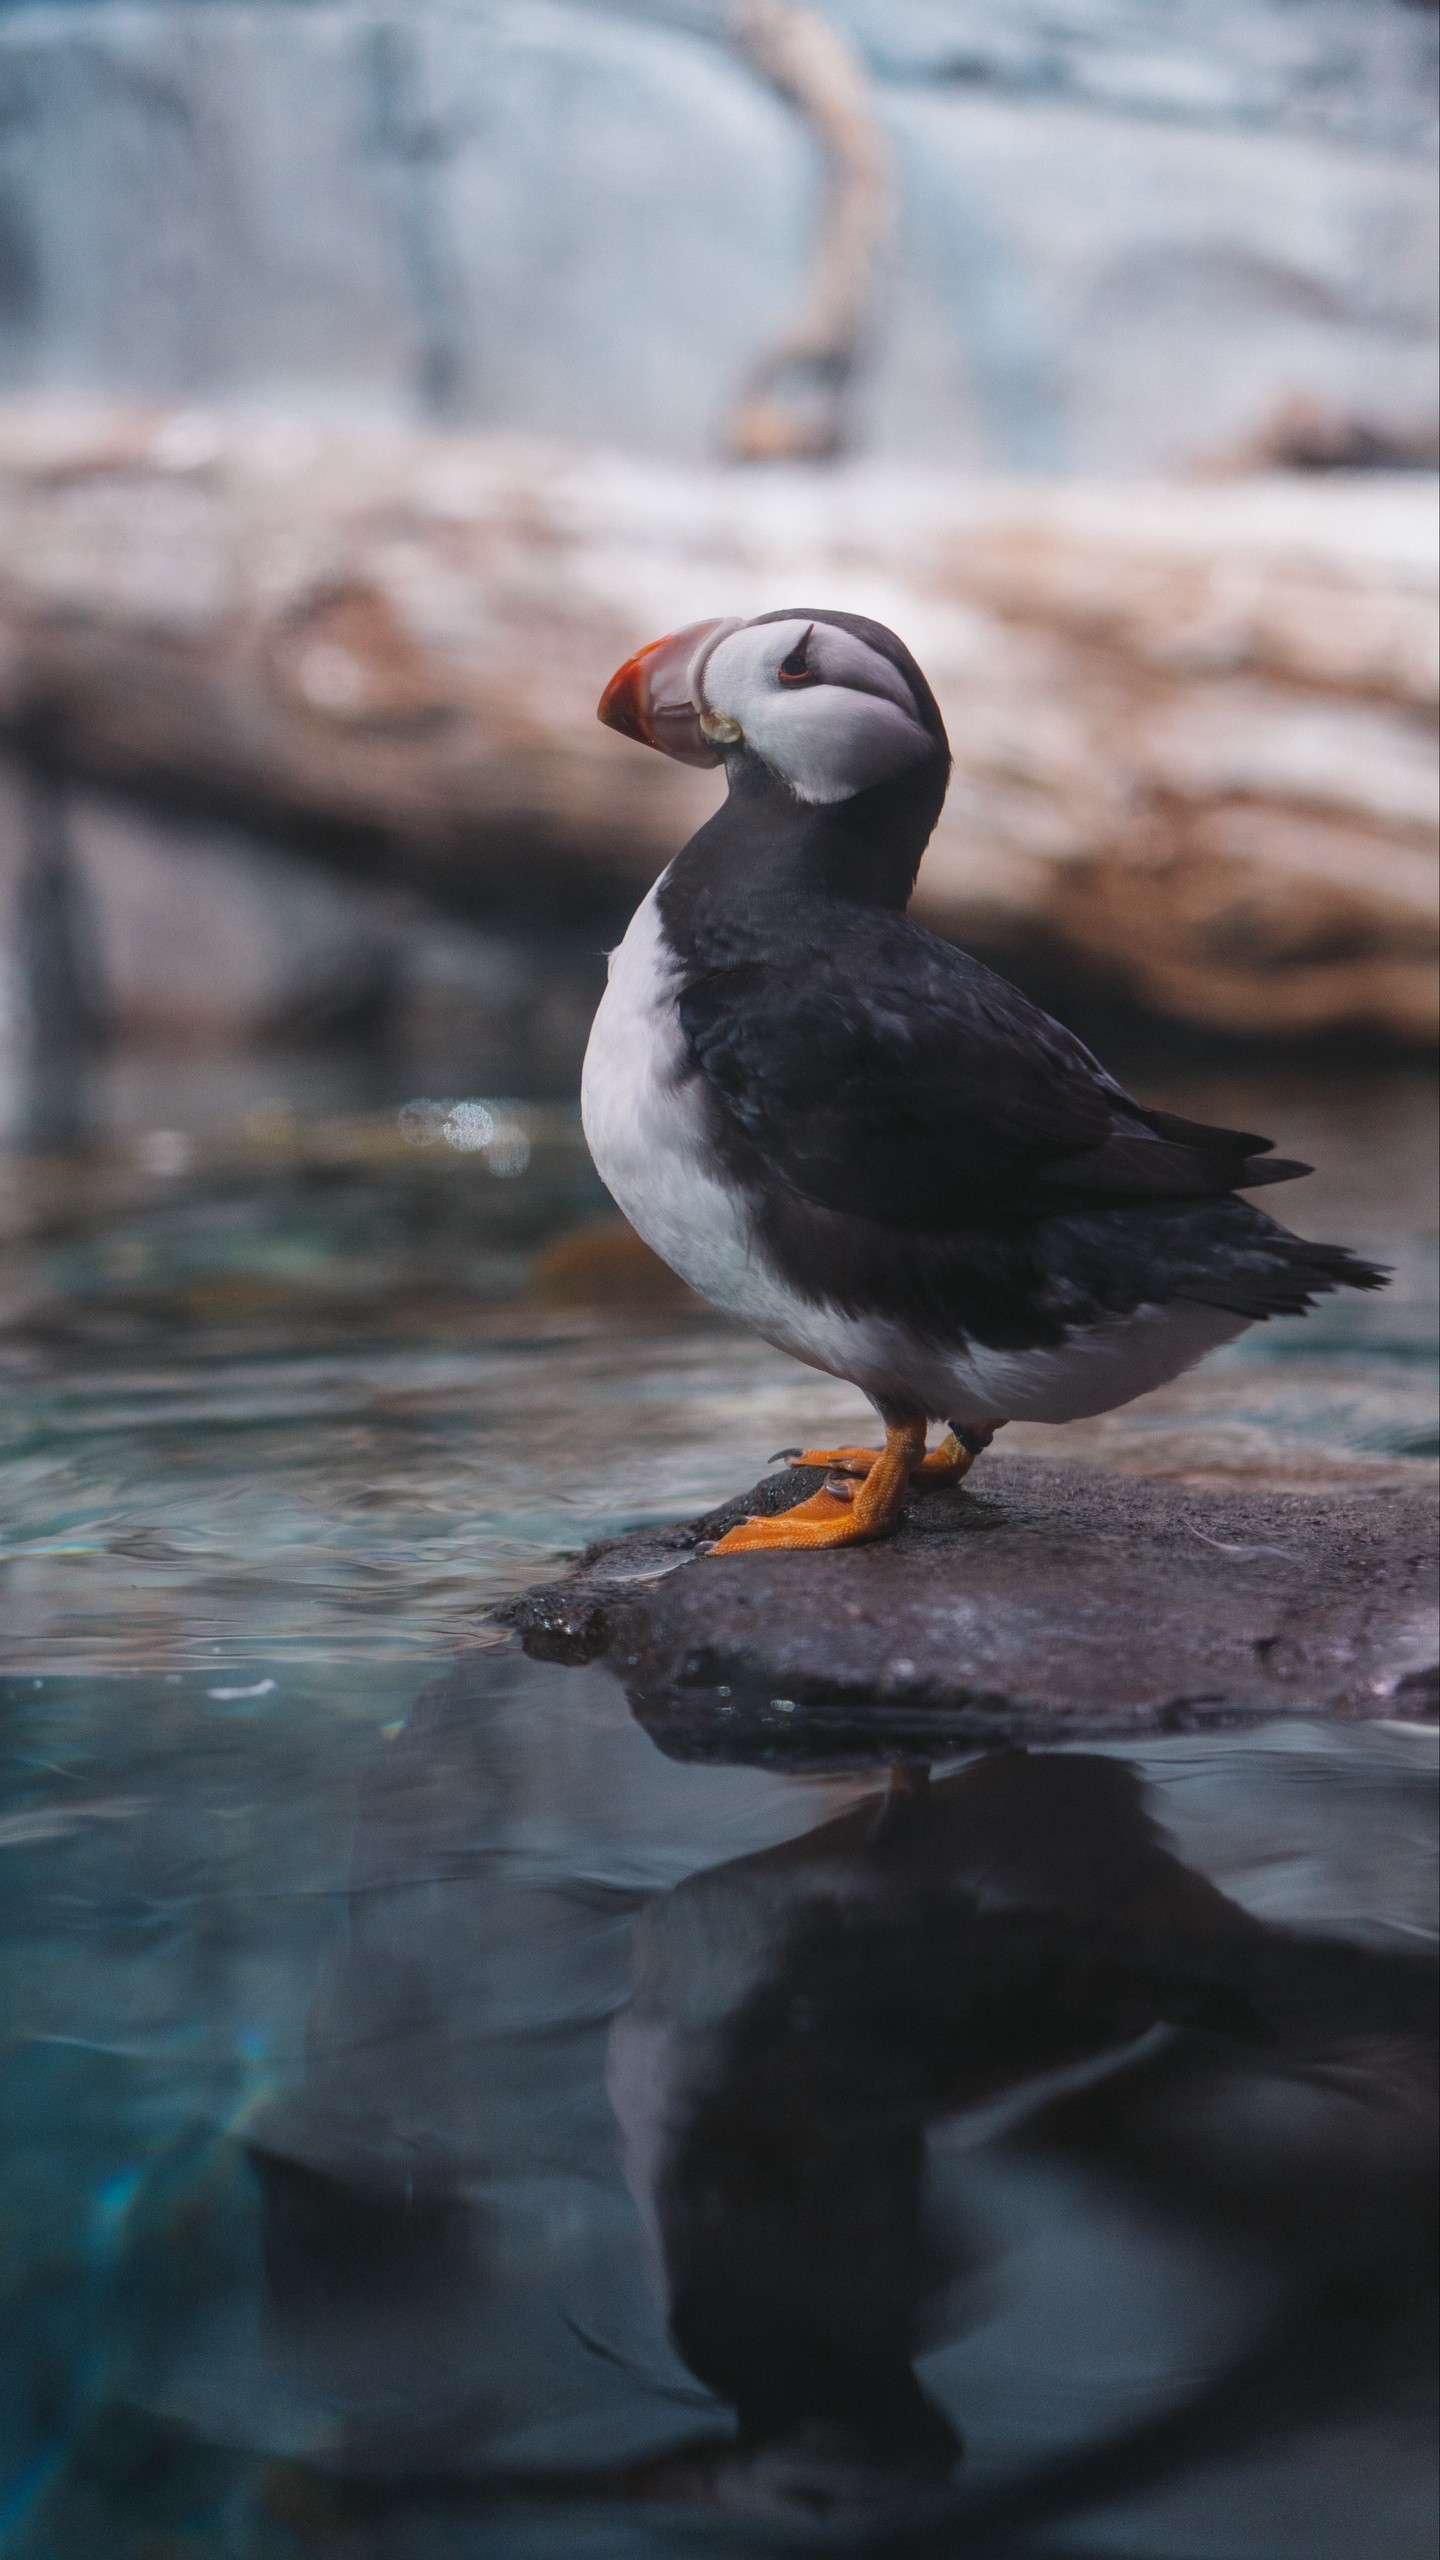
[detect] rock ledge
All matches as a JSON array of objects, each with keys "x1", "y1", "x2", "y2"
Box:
[{"x1": 493, "y1": 1458, "x2": 1438, "y2": 1758}]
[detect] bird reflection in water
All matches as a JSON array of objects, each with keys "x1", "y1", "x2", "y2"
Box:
[
  {"x1": 607, "y1": 1744, "x2": 1434, "y2": 2522},
  {"x1": 250, "y1": 1662, "x2": 1436, "y2": 2541}
]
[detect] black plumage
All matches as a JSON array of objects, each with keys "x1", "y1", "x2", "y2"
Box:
[
  {"x1": 655, "y1": 612, "x2": 1384, "y2": 1358},
  {"x1": 585, "y1": 599, "x2": 1386, "y2": 1549}
]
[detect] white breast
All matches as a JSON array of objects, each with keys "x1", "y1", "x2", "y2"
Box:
[{"x1": 581, "y1": 882, "x2": 818, "y2": 1355}]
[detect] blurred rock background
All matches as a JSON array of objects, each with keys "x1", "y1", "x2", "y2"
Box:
[{"x1": 0, "y1": 0, "x2": 1435, "y2": 1093}]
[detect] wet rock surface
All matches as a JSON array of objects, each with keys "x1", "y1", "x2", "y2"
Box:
[{"x1": 494, "y1": 1456, "x2": 1439, "y2": 1756}]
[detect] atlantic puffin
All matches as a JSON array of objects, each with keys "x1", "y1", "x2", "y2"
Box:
[{"x1": 582, "y1": 609, "x2": 1385, "y2": 1554}]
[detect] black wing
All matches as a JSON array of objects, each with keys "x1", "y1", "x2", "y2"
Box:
[{"x1": 678, "y1": 918, "x2": 1307, "y2": 1232}]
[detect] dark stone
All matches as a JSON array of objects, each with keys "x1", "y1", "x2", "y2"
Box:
[{"x1": 491, "y1": 1458, "x2": 1439, "y2": 1758}]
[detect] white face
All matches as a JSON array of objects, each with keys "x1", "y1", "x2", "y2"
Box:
[{"x1": 691, "y1": 618, "x2": 934, "y2": 805}]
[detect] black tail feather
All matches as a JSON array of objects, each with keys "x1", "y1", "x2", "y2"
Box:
[
  {"x1": 1142, "y1": 1106, "x2": 1277, "y2": 1157},
  {"x1": 1179, "y1": 1233, "x2": 1389, "y2": 1322},
  {"x1": 1236, "y1": 1156, "x2": 1311, "y2": 1189}
]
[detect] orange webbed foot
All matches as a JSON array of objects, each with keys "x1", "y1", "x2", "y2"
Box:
[
  {"x1": 710, "y1": 1421, "x2": 1006, "y2": 1557},
  {"x1": 708, "y1": 1485, "x2": 869, "y2": 1553},
  {"x1": 709, "y1": 1421, "x2": 926, "y2": 1555},
  {"x1": 910, "y1": 1427, "x2": 990, "y2": 1488}
]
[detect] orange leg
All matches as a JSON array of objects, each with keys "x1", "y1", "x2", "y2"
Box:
[
  {"x1": 710, "y1": 1417, "x2": 929, "y2": 1554},
  {"x1": 784, "y1": 1422, "x2": 1004, "y2": 1489}
]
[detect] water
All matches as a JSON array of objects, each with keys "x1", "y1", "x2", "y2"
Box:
[{"x1": 0, "y1": 1039, "x2": 1435, "y2": 2557}]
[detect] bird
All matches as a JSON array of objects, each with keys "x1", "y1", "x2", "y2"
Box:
[{"x1": 581, "y1": 608, "x2": 1386, "y2": 1555}]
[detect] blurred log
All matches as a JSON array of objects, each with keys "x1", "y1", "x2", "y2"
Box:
[{"x1": 0, "y1": 401, "x2": 1433, "y2": 1042}]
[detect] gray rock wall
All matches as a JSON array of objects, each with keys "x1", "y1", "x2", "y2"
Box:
[{"x1": 0, "y1": 0, "x2": 1434, "y2": 469}]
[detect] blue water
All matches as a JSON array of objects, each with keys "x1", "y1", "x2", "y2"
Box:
[{"x1": 0, "y1": 1049, "x2": 1435, "y2": 2556}]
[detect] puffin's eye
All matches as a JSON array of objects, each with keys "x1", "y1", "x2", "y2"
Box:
[{"x1": 777, "y1": 626, "x2": 816, "y2": 685}]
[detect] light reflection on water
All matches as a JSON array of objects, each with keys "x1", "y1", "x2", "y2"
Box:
[{"x1": 0, "y1": 1046, "x2": 1435, "y2": 2555}]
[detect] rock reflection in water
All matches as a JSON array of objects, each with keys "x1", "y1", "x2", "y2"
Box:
[{"x1": 238, "y1": 1652, "x2": 1435, "y2": 2550}]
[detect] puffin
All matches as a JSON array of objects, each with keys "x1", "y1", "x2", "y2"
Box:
[{"x1": 581, "y1": 609, "x2": 1385, "y2": 1554}]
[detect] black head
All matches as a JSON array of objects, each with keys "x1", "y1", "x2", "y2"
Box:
[{"x1": 599, "y1": 607, "x2": 951, "y2": 907}]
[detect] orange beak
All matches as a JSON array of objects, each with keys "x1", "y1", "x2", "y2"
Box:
[{"x1": 597, "y1": 618, "x2": 736, "y2": 768}]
